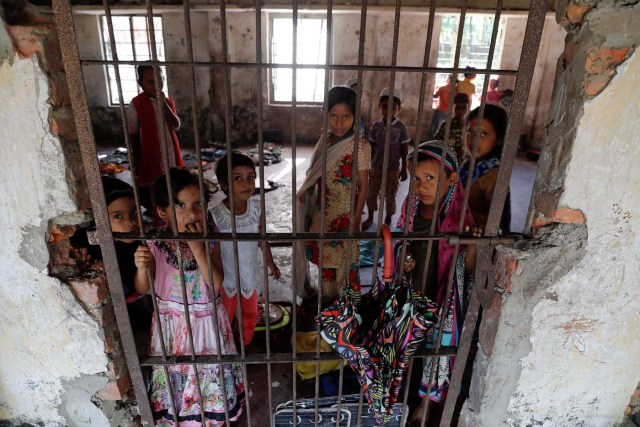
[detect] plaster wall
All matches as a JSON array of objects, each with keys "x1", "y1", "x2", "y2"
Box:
[
  {"x1": 76, "y1": 8, "x2": 563, "y2": 148},
  {"x1": 505, "y1": 48, "x2": 640, "y2": 426},
  {"x1": 0, "y1": 31, "x2": 108, "y2": 425}
]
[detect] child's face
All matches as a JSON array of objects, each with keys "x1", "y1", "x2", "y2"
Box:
[
  {"x1": 466, "y1": 118, "x2": 498, "y2": 159},
  {"x1": 226, "y1": 166, "x2": 256, "y2": 204},
  {"x1": 328, "y1": 102, "x2": 354, "y2": 137},
  {"x1": 108, "y1": 196, "x2": 139, "y2": 243},
  {"x1": 379, "y1": 98, "x2": 400, "y2": 121},
  {"x1": 138, "y1": 68, "x2": 160, "y2": 98},
  {"x1": 157, "y1": 184, "x2": 205, "y2": 233},
  {"x1": 412, "y1": 159, "x2": 457, "y2": 207},
  {"x1": 454, "y1": 102, "x2": 469, "y2": 120}
]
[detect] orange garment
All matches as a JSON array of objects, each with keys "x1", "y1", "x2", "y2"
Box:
[
  {"x1": 435, "y1": 84, "x2": 453, "y2": 113},
  {"x1": 131, "y1": 93, "x2": 184, "y2": 185}
]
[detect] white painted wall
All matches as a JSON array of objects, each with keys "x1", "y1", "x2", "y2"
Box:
[
  {"x1": 507, "y1": 49, "x2": 640, "y2": 426},
  {"x1": 0, "y1": 32, "x2": 108, "y2": 425}
]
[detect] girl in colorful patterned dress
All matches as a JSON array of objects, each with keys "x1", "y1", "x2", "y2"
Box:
[
  {"x1": 296, "y1": 85, "x2": 371, "y2": 301},
  {"x1": 396, "y1": 141, "x2": 477, "y2": 426},
  {"x1": 134, "y1": 167, "x2": 245, "y2": 426}
]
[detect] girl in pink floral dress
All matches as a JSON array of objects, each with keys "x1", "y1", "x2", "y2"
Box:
[
  {"x1": 134, "y1": 168, "x2": 245, "y2": 426},
  {"x1": 296, "y1": 86, "x2": 371, "y2": 300}
]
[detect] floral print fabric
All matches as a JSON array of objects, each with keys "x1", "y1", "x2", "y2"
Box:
[
  {"x1": 305, "y1": 137, "x2": 371, "y2": 294},
  {"x1": 148, "y1": 240, "x2": 245, "y2": 426}
]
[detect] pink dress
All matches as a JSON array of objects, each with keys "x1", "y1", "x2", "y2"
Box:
[{"x1": 148, "y1": 239, "x2": 245, "y2": 426}]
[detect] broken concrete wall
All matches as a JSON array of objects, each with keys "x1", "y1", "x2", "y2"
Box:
[
  {"x1": 0, "y1": 20, "x2": 111, "y2": 426},
  {"x1": 460, "y1": 1, "x2": 640, "y2": 425}
]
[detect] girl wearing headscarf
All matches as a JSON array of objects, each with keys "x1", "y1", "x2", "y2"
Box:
[{"x1": 395, "y1": 140, "x2": 476, "y2": 424}]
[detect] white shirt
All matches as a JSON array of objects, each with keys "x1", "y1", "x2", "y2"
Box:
[{"x1": 211, "y1": 198, "x2": 261, "y2": 298}]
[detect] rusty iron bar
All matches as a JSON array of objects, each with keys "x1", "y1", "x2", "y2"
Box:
[
  {"x1": 397, "y1": 0, "x2": 440, "y2": 422},
  {"x1": 438, "y1": 0, "x2": 506, "y2": 423},
  {"x1": 419, "y1": 0, "x2": 469, "y2": 424},
  {"x1": 290, "y1": 2, "x2": 300, "y2": 425},
  {"x1": 51, "y1": 1, "x2": 155, "y2": 423},
  {"x1": 80, "y1": 58, "x2": 518, "y2": 75},
  {"x1": 485, "y1": 0, "x2": 547, "y2": 236},
  {"x1": 141, "y1": 345, "x2": 459, "y2": 366},
  {"x1": 111, "y1": 230, "x2": 516, "y2": 245}
]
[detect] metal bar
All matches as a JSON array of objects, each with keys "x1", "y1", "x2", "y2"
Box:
[
  {"x1": 51, "y1": 1, "x2": 154, "y2": 424},
  {"x1": 142, "y1": 346, "x2": 459, "y2": 365},
  {"x1": 112, "y1": 230, "x2": 516, "y2": 244},
  {"x1": 253, "y1": 2, "x2": 275, "y2": 426},
  {"x1": 315, "y1": 4, "x2": 333, "y2": 425},
  {"x1": 291, "y1": 0, "x2": 300, "y2": 425},
  {"x1": 439, "y1": 289, "x2": 481, "y2": 425},
  {"x1": 101, "y1": 1, "x2": 145, "y2": 249},
  {"x1": 81, "y1": 58, "x2": 519, "y2": 75},
  {"x1": 485, "y1": 0, "x2": 546, "y2": 235},
  {"x1": 398, "y1": 0, "x2": 439, "y2": 418},
  {"x1": 419, "y1": 1, "x2": 470, "y2": 423},
  {"x1": 290, "y1": 3, "x2": 300, "y2": 426}
]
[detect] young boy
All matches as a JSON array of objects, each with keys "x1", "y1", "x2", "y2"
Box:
[
  {"x1": 456, "y1": 66, "x2": 477, "y2": 106},
  {"x1": 362, "y1": 87, "x2": 410, "y2": 230},
  {"x1": 127, "y1": 65, "x2": 184, "y2": 209},
  {"x1": 433, "y1": 92, "x2": 470, "y2": 159}
]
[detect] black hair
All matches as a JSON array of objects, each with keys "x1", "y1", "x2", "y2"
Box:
[
  {"x1": 379, "y1": 96, "x2": 402, "y2": 108},
  {"x1": 327, "y1": 85, "x2": 357, "y2": 117},
  {"x1": 137, "y1": 65, "x2": 163, "y2": 83},
  {"x1": 463, "y1": 66, "x2": 477, "y2": 79},
  {"x1": 154, "y1": 167, "x2": 213, "y2": 208},
  {"x1": 408, "y1": 140, "x2": 459, "y2": 177},
  {"x1": 102, "y1": 176, "x2": 134, "y2": 206},
  {"x1": 467, "y1": 104, "x2": 509, "y2": 154},
  {"x1": 215, "y1": 151, "x2": 256, "y2": 194},
  {"x1": 453, "y1": 93, "x2": 470, "y2": 105}
]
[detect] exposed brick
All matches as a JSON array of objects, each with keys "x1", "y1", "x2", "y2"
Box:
[
  {"x1": 531, "y1": 215, "x2": 551, "y2": 231},
  {"x1": 565, "y1": 3, "x2": 592, "y2": 25},
  {"x1": 6, "y1": 25, "x2": 43, "y2": 58},
  {"x1": 103, "y1": 322, "x2": 122, "y2": 354},
  {"x1": 562, "y1": 40, "x2": 579, "y2": 64},
  {"x1": 51, "y1": 107, "x2": 78, "y2": 141},
  {"x1": 68, "y1": 275, "x2": 110, "y2": 306},
  {"x1": 478, "y1": 291, "x2": 503, "y2": 357},
  {"x1": 97, "y1": 374, "x2": 132, "y2": 401},
  {"x1": 41, "y1": 36, "x2": 65, "y2": 73},
  {"x1": 551, "y1": 207, "x2": 586, "y2": 224},
  {"x1": 50, "y1": 73, "x2": 71, "y2": 107},
  {"x1": 584, "y1": 76, "x2": 610, "y2": 97},
  {"x1": 585, "y1": 47, "x2": 631, "y2": 74},
  {"x1": 494, "y1": 252, "x2": 518, "y2": 294},
  {"x1": 105, "y1": 357, "x2": 128, "y2": 380},
  {"x1": 89, "y1": 300, "x2": 117, "y2": 326}
]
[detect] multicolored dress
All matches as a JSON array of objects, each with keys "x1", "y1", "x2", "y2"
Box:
[
  {"x1": 395, "y1": 178, "x2": 475, "y2": 403},
  {"x1": 303, "y1": 133, "x2": 371, "y2": 298},
  {"x1": 147, "y1": 237, "x2": 245, "y2": 426}
]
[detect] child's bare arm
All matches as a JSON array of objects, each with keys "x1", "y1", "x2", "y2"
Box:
[
  {"x1": 354, "y1": 169, "x2": 369, "y2": 232},
  {"x1": 400, "y1": 142, "x2": 409, "y2": 181},
  {"x1": 211, "y1": 243, "x2": 224, "y2": 291},
  {"x1": 258, "y1": 217, "x2": 281, "y2": 279},
  {"x1": 134, "y1": 244, "x2": 154, "y2": 294}
]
